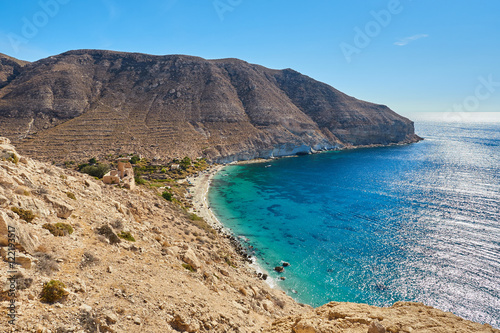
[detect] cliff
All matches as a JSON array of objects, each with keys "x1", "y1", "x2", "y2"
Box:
[
  {"x1": 1, "y1": 138, "x2": 498, "y2": 332},
  {"x1": 0, "y1": 50, "x2": 420, "y2": 163}
]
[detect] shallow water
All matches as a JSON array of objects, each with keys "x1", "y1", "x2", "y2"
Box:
[{"x1": 208, "y1": 119, "x2": 500, "y2": 327}]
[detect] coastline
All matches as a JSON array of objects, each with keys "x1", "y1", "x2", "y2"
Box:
[
  {"x1": 186, "y1": 138, "x2": 426, "y2": 289},
  {"x1": 187, "y1": 164, "x2": 227, "y2": 232},
  {"x1": 187, "y1": 163, "x2": 278, "y2": 288}
]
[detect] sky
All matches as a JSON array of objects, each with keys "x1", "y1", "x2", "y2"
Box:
[{"x1": 0, "y1": 0, "x2": 499, "y2": 116}]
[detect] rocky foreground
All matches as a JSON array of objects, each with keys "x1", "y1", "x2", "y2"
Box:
[{"x1": 0, "y1": 137, "x2": 498, "y2": 333}]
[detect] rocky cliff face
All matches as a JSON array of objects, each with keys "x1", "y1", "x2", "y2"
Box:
[{"x1": 0, "y1": 50, "x2": 420, "y2": 163}]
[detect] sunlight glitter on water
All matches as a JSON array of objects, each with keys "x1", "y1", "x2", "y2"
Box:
[{"x1": 209, "y1": 119, "x2": 500, "y2": 327}]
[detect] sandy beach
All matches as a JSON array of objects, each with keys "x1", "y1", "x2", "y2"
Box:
[
  {"x1": 187, "y1": 163, "x2": 278, "y2": 287},
  {"x1": 187, "y1": 164, "x2": 227, "y2": 232}
]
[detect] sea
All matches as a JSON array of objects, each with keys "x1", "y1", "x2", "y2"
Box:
[{"x1": 207, "y1": 112, "x2": 500, "y2": 328}]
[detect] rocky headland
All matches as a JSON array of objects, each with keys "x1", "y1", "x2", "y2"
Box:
[{"x1": 0, "y1": 50, "x2": 420, "y2": 164}]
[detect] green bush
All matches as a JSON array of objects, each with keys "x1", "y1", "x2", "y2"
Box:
[
  {"x1": 182, "y1": 263, "x2": 195, "y2": 272},
  {"x1": 7, "y1": 153, "x2": 19, "y2": 164},
  {"x1": 135, "y1": 175, "x2": 146, "y2": 185},
  {"x1": 162, "y1": 190, "x2": 173, "y2": 201},
  {"x1": 40, "y1": 280, "x2": 68, "y2": 303},
  {"x1": 80, "y1": 164, "x2": 110, "y2": 178},
  {"x1": 129, "y1": 155, "x2": 141, "y2": 164},
  {"x1": 43, "y1": 223, "x2": 74, "y2": 237},
  {"x1": 180, "y1": 157, "x2": 192, "y2": 170},
  {"x1": 88, "y1": 157, "x2": 97, "y2": 164},
  {"x1": 11, "y1": 207, "x2": 35, "y2": 223},
  {"x1": 117, "y1": 231, "x2": 135, "y2": 242},
  {"x1": 66, "y1": 192, "x2": 76, "y2": 200}
]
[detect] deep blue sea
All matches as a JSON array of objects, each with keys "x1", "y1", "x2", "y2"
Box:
[{"x1": 208, "y1": 116, "x2": 500, "y2": 327}]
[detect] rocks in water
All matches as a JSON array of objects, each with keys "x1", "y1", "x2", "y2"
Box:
[
  {"x1": 262, "y1": 274, "x2": 268, "y2": 280},
  {"x1": 274, "y1": 266, "x2": 284, "y2": 273},
  {"x1": 282, "y1": 261, "x2": 290, "y2": 267},
  {"x1": 280, "y1": 276, "x2": 286, "y2": 281}
]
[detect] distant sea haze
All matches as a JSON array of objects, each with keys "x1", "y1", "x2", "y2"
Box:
[{"x1": 209, "y1": 114, "x2": 500, "y2": 328}]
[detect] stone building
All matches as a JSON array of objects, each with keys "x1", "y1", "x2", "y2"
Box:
[{"x1": 103, "y1": 159, "x2": 135, "y2": 190}]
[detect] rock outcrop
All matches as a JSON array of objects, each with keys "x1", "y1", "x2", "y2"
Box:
[
  {"x1": 266, "y1": 302, "x2": 499, "y2": 333},
  {"x1": 0, "y1": 50, "x2": 420, "y2": 163}
]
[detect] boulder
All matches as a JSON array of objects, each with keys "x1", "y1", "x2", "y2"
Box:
[
  {"x1": 0, "y1": 211, "x2": 39, "y2": 254},
  {"x1": 262, "y1": 300, "x2": 274, "y2": 313},
  {"x1": 44, "y1": 195, "x2": 74, "y2": 219},
  {"x1": 274, "y1": 266, "x2": 284, "y2": 273},
  {"x1": 292, "y1": 320, "x2": 317, "y2": 333},
  {"x1": 182, "y1": 248, "x2": 201, "y2": 271},
  {"x1": 368, "y1": 320, "x2": 386, "y2": 333},
  {"x1": 96, "y1": 225, "x2": 121, "y2": 245},
  {"x1": 15, "y1": 253, "x2": 33, "y2": 269}
]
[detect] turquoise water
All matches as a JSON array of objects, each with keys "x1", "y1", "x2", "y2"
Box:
[{"x1": 208, "y1": 119, "x2": 500, "y2": 327}]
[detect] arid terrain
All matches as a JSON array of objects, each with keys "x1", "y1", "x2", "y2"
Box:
[
  {"x1": 1, "y1": 138, "x2": 499, "y2": 332},
  {"x1": 0, "y1": 50, "x2": 420, "y2": 164}
]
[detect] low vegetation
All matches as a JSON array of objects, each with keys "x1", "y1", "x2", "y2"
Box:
[
  {"x1": 7, "y1": 153, "x2": 19, "y2": 164},
  {"x1": 79, "y1": 164, "x2": 110, "y2": 179},
  {"x1": 40, "y1": 280, "x2": 68, "y2": 304},
  {"x1": 162, "y1": 190, "x2": 173, "y2": 201},
  {"x1": 43, "y1": 223, "x2": 74, "y2": 237},
  {"x1": 34, "y1": 253, "x2": 59, "y2": 275},
  {"x1": 80, "y1": 252, "x2": 100, "y2": 269},
  {"x1": 11, "y1": 207, "x2": 36, "y2": 223},
  {"x1": 182, "y1": 263, "x2": 195, "y2": 272},
  {"x1": 117, "y1": 231, "x2": 136, "y2": 242}
]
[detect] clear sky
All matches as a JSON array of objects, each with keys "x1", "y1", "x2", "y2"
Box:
[{"x1": 0, "y1": 0, "x2": 499, "y2": 116}]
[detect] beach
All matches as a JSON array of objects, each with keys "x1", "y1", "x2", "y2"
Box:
[
  {"x1": 187, "y1": 164, "x2": 227, "y2": 231},
  {"x1": 187, "y1": 163, "x2": 278, "y2": 288}
]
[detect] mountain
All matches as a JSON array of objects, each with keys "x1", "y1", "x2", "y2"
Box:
[
  {"x1": 0, "y1": 50, "x2": 421, "y2": 163},
  {"x1": 0, "y1": 53, "x2": 29, "y2": 89}
]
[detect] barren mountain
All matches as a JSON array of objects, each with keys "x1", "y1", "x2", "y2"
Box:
[
  {"x1": 0, "y1": 53, "x2": 29, "y2": 89},
  {"x1": 0, "y1": 50, "x2": 420, "y2": 163}
]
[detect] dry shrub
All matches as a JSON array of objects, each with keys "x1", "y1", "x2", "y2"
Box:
[
  {"x1": 80, "y1": 252, "x2": 100, "y2": 269},
  {"x1": 35, "y1": 253, "x2": 59, "y2": 275},
  {"x1": 43, "y1": 223, "x2": 74, "y2": 236},
  {"x1": 11, "y1": 207, "x2": 36, "y2": 223}
]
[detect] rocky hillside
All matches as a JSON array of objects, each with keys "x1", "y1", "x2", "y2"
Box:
[
  {"x1": 0, "y1": 136, "x2": 308, "y2": 332},
  {"x1": 0, "y1": 50, "x2": 420, "y2": 163},
  {"x1": 0, "y1": 138, "x2": 498, "y2": 332},
  {"x1": 0, "y1": 53, "x2": 29, "y2": 89}
]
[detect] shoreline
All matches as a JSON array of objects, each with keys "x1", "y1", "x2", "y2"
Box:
[
  {"x1": 187, "y1": 164, "x2": 227, "y2": 232},
  {"x1": 187, "y1": 163, "x2": 278, "y2": 288},
  {"x1": 186, "y1": 138, "x2": 425, "y2": 296}
]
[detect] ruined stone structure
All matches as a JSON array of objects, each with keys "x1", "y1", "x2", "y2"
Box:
[{"x1": 103, "y1": 159, "x2": 135, "y2": 190}]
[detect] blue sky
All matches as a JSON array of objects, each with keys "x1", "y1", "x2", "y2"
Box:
[{"x1": 0, "y1": 0, "x2": 499, "y2": 116}]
